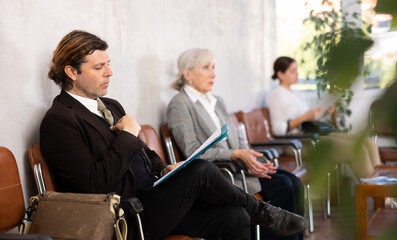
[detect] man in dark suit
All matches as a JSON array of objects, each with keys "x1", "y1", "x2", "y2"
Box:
[{"x1": 40, "y1": 30, "x2": 307, "y2": 240}]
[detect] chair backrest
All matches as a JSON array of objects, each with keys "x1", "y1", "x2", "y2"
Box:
[
  {"x1": 28, "y1": 143, "x2": 58, "y2": 192},
  {"x1": 369, "y1": 99, "x2": 393, "y2": 142},
  {"x1": 0, "y1": 146, "x2": 25, "y2": 233},
  {"x1": 261, "y1": 107, "x2": 274, "y2": 138},
  {"x1": 229, "y1": 113, "x2": 250, "y2": 146},
  {"x1": 138, "y1": 125, "x2": 167, "y2": 164},
  {"x1": 229, "y1": 113, "x2": 239, "y2": 128},
  {"x1": 160, "y1": 124, "x2": 184, "y2": 164},
  {"x1": 235, "y1": 109, "x2": 271, "y2": 144}
]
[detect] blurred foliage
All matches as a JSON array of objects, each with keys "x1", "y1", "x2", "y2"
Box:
[
  {"x1": 375, "y1": 0, "x2": 397, "y2": 28},
  {"x1": 299, "y1": 0, "x2": 373, "y2": 132},
  {"x1": 377, "y1": 228, "x2": 397, "y2": 240},
  {"x1": 307, "y1": 138, "x2": 356, "y2": 239},
  {"x1": 375, "y1": 0, "x2": 397, "y2": 144},
  {"x1": 325, "y1": 36, "x2": 373, "y2": 89},
  {"x1": 373, "y1": 74, "x2": 397, "y2": 142},
  {"x1": 364, "y1": 55, "x2": 396, "y2": 89},
  {"x1": 304, "y1": 1, "x2": 397, "y2": 240}
]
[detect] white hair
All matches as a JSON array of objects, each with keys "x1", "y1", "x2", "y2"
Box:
[{"x1": 171, "y1": 48, "x2": 214, "y2": 91}]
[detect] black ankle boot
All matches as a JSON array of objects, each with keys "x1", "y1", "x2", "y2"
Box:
[{"x1": 251, "y1": 202, "x2": 308, "y2": 236}]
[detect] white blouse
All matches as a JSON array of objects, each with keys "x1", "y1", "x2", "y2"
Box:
[
  {"x1": 265, "y1": 86, "x2": 309, "y2": 135},
  {"x1": 184, "y1": 85, "x2": 222, "y2": 129}
]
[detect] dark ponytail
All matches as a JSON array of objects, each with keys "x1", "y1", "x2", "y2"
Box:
[{"x1": 271, "y1": 56, "x2": 296, "y2": 80}]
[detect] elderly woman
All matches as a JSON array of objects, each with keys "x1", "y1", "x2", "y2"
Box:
[{"x1": 167, "y1": 48, "x2": 305, "y2": 240}]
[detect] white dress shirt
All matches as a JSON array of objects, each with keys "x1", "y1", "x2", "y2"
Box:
[
  {"x1": 66, "y1": 91, "x2": 103, "y2": 117},
  {"x1": 184, "y1": 85, "x2": 222, "y2": 129},
  {"x1": 265, "y1": 85, "x2": 309, "y2": 135}
]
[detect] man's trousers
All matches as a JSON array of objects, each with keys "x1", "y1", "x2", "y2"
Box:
[{"x1": 137, "y1": 159, "x2": 261, "y2": 240}]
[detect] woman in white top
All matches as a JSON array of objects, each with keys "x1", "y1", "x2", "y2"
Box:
[
  {"x1": 266, "y1": 56, "x2": 324, "y2": 136},
  {"x1": 266, "y1": 57, "x2": 381, "y2": 181}
]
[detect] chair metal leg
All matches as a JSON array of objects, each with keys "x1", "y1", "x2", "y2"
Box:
[
  {"x1": 327, "y1": 172, "x2": 331, "y2": 217},
  {"x1": 164, "y1": 137, "x2": 177, "y2": 165},
  {"x1": 289, "y1": 148, "x2": 301, "y2": 170},
  {"x1": 306, "y1": 184, "x2": 314, "y2": 233},
  {"x1": 256, "y1": 225, "x2": 260, "y2": 240},
  {"x1": 297, "y1": 148, "x2": 303, "y2": 167},
  {"x1": 135, "y1": 213, "x2": 145, "y2": 240},
  {"x1": 335, "y1": 164, "x2": 340, "y2": 205},
  {"x1": 34, "y1": 163, "x2": 46, "y2": 194},
  {"x1": 219, "y1": 168, "x2": 235, "y2": 185},
  {"x1": 239, "y1": 170, "x2": 260, "y2": 239},
  {"x1": 240, "y1": 170, "x2": 248, "y2": 193},
  {"x1": 121, "y1": 197, "x2": 145, "y2": 240},
  {"x1": 273, "y1": 157, "x2": 279, "y2": 167}
]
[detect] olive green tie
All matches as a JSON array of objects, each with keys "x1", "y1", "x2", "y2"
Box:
[{"x1": 97, "y1": 99, "x2": 114, "y2": 125}]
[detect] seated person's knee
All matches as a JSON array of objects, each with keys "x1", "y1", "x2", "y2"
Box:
[{"x1": 189, "y1": 159, "x2": 218, "y2": 174}]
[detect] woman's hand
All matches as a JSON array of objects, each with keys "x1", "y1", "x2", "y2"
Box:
[
  {"x1": 304, "y1": 106, "x2": 324, "y2": 121},
  {"x1": 230, "y1": 149, "x2": 277, "y2": 178},
  {"x1": 325, "y1": 104, "x2": 336, "y2": 115}
]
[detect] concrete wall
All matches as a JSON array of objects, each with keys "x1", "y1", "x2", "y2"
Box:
[{"x1": 0, "y1": 0, "x2": 276, "y2": 201}]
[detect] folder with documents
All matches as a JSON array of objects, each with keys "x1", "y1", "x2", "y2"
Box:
[{"x1": 153, "y1": 124, "x2": 228, "y2": 187}]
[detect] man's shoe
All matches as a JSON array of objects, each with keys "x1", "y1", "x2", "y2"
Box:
[{"x1": 251, "y1": 202, "x2": 308, "y2": 236}]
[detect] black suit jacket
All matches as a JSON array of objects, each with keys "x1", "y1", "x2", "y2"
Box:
[{"x1": 40, "y1": 90, "x2": 166, "y2": 198}]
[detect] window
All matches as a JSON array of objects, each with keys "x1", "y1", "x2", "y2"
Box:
[
  {"x1": 276, "y1": 0, "x2": 396, "y2": 91},
  {"x1": 363, "y1": 0, "x2": 396, "y2": 89}
]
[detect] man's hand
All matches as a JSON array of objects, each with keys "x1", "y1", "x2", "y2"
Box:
[
  {"x1": 161, "y1": 161, "x2": 185, "y2": 176},
  {"x1": 110, "y1": 114, "x2": 141, "y2": 136},
  {"x1": 230, "y1": 149, "x2": 277, "y2": 178}
]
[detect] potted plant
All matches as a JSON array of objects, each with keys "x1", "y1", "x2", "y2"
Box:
[{"x1": 299, "y1": 0, "x2": 373, "y2": 132}]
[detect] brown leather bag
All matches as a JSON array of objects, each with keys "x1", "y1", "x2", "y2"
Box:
[{"x1": 27, "y1": 191, "x2": 127, "y2": 240}]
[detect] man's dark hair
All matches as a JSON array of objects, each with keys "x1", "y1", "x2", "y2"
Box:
[{"x1": 48, "y1": 30, "x2": 108, "y2": 90}]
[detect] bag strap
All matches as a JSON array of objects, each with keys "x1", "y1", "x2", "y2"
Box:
[
  {"x1": 19, "y1": 221, "x2": 31, "y2": 235},
  {"x1": 115, "y1": 218, "x2": 128, "y2": 240},
  {"x1": 109, "y1": 193, "x2": 128, "y2": 240},
  {"x1": 19, "y1": 195, "x2": 40, "y2": 234}
]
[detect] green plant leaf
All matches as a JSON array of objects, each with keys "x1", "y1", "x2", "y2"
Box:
[
  {"x1": 325, "y1": 36, "x2": 373, "y2": 89},
  {"x1": 374, "y1": 0, "x2": 397, "y2": 13},
  {"x1": 299, "y1": 4, "x2": 375, "y2": 131},
  {"x1": 346, "y1": 109, "x2": 352, "y2": 116}
]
